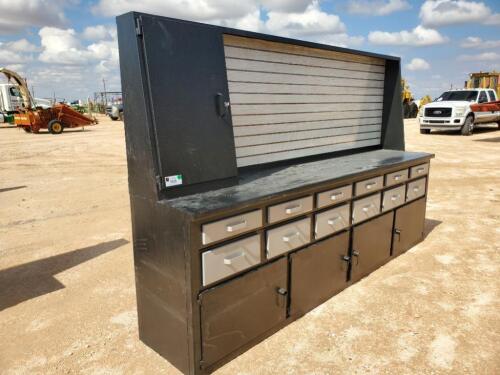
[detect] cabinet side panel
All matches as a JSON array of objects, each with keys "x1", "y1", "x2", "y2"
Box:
[{"x1": 381, "y1": 59, "x2": 405, "y2": 150}]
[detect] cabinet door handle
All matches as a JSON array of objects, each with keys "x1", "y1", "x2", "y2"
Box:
[
  {"x1": 330, "y1": 191, "x2": 344, "y2": 200},
  {"x1": 391, "y1": 194, "x2": 401, "y2": 201},
  {"x1": 282, "y1": 232, "x2": 300, "y2": 243},
  {"x1": 223, "y1": 251, "x2": 246, "y2": 265},
  {"x1": 365, "y1": 182, "x2": 377, "y2": 189},
  {"x1": 226, "y1": 220, "x2": 247, "y2": 232},
  {"x1": 352, "y1": 250, "x2": 360, "y2": 265},
  {"x1": 276, "y1": 287, "x2": 288, "y2": 308},
  {"x1": 394, "y1": 228, "x2": 401, "y2": 242},
  {"x1": 362, "y1": 204, "x2": 374, "y2": 212},
  {"x1": 327, "y1": 216, "x2": 341, "y2": 225},
  {"x1": 285, "y1": 204, "x2": 302, "y2": 214}
]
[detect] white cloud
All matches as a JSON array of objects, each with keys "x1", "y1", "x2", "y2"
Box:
[
  {"x1": 420, "y1": 0, "x2": 500, "y2": 27},
  {"x1": 406, "y1": 58, "x2": 430, "y2": 71},
  {"x1": 368, "y1": 25, "x2": 448, "y2": 46},
  {"x1": 38, "y1": 27, "x2": 118, "y2": 66},
  {"x1": 347, "y1": 0, "x2": 411, "y2": 16},
  {"x1": 458, "y1": 52, "x2": 500, "y2": 61},
  {"x1": 0, "y1": 0, "x2": 67, "y2": 34},
  {"x1": 266, "y1": 1, "x2": 346, "y2": 37},
  {"x1": 261, "y1": 0, "x2": 312, "y2": 12},
  {"x1": 92, "y1": 0, "x2": 257, "y2": 21},
  {"x1": 318, "y1": 34, "x2": 365, "y2": 48},
  {"x1": 460, "y1": 36, "x2": 500, "y2": 49},
  {"x1": 0, "y1": 39, "x2": 35, "y2": 64},
  {"x1": 82, "y1": 25, "x2": 115, "y2": 41}
]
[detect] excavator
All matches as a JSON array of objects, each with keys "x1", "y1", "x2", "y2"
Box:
[
  {"x1": 401, "y1": 79, "x2": 418, "y2": 118},
  {"x1": 0, "y1": 67, "x2": 97, "y2": 134}
]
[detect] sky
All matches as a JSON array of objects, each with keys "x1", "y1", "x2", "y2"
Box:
[{"x1": 0, "y1": 0, "x2": 499, "y2": 101}]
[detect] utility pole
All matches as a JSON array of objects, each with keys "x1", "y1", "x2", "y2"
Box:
[{"x1": 102, "y1": 78, "x2": 108, "y2": 106}]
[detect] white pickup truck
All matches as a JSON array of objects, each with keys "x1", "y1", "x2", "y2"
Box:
[{"x1": 418, "y1": 88, "x2": 500, "y2": 135}]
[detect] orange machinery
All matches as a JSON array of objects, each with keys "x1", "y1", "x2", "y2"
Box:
[{"x1": 0, "y1": 67, "x2": 97, "y2": 134}]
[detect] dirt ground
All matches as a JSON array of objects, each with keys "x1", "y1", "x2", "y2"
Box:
[{"x1": 0, "y1": 117, "x2": 499, "y2": 375}]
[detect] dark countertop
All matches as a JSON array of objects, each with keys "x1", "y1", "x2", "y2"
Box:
[{"x1": 167, "y1": 149, "x2": 433, "y2": 218}]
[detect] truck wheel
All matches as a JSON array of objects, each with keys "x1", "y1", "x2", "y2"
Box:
[
  {"x1": 118, "y1": 112, "x2": 124, "y2": 121},
  {"x1": 420, "y1": 129, "x2": 431, "y2": 134},
  {"x1": 48, "y1": 120, "x2": 64, "y2": 134},
  {"x1": 461, "y1": 116, "x2": 473, "y2": 136},
  {"x1": 22, "y1": 127, "x2": 32, "y2": 133}
]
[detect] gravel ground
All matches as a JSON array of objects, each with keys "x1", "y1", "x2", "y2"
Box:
[{"x1": 0, "y1": 117, "x2": 499, "y2": 374}]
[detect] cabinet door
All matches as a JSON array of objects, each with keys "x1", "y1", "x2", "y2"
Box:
[
  {"x1": 290, "y1": 232, "x2": 349, "y2": 317},
  {"x1": 351, "y1": 212, "x2": 394, "y2": 282},
  {"x1": 200, "y1": 258, "x2": 287, "y2": 367},
  {"x1": 393, "y1": 197, "x2": 426, "y2": 256}
]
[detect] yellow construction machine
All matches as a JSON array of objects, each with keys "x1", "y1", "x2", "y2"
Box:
[{"x1": 465, "y1": 71, "x2": 499, "y2": 98}]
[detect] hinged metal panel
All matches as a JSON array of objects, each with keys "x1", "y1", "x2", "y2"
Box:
[{"x1": 140, "y1": 17, "x2": 238, "y2": 191}]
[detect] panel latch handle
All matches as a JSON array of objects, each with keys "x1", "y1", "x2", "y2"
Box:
[{"x1": 215, "y1": 93, "x2": 230, "y2": 117}]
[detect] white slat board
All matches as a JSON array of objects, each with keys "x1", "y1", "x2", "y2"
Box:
[{"x1": 223, "y1": 35, "x2": 386, "y2": 168}]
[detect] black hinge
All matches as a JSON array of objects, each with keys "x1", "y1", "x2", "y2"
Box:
[
  {"x1": 155, "y1": 175, "x2": 163, "y2": 191},
  {"x1": 197, "y1": 293, "x2": 203, "y2": 305},
  {"x1": 135, "y1": 17, "x2": 143, "y2": 37}
]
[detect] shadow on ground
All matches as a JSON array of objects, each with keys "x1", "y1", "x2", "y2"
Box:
[
  {"x1": 0, "y1": 185, "x2": 27, "y2": 193},
  {"x1": 423, "y1": 218, "x2": 442, "y2": 239},
  {"x1": 0, "y1": 238, "x2": 128, "y2": 311},
  {"x1": 474, "y1": 136, "x2": 500, "y2": 143}
]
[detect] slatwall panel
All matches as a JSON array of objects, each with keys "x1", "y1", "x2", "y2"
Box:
[{"x1": 223, "y1": 35, "x2": 386, "y2": 167}]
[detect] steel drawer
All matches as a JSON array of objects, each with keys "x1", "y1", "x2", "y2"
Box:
[
  {"x1": 202, "y1": 209, "x2": 262, "y2": 245},
  {"x1": 202, "y1": 235, "x2": 261, "y2": 286},
  {"x1": 314, "y1": 203, "x2": 350, "y2": 239},
  {"x1": 352, "y1": 193, "x2": 381, "y2": 224},
  {"x1": 267, "y1": 196, "x2": 313, "y2": 224},
  {"x1": 410, "y1": 163, "x2": 429, "y2": 178},
  {"x1": 406, "y1": 177, "x2": 427, "y2": 201},
  {"x1": 266, "y1": 217, "x2": 311, "y2": 259},
  {"x1": 354, "y1": 176, "x2": 383, "y2": 196},
  {"x1": 385, "y1": 169, "x2": 409, "y2": 187},
  {"x1": 316, "y1": 185, "x2": 352, "y2": 208},
  {"x1": 382, "y1": 185, "x2": 406, "y2": 212}
]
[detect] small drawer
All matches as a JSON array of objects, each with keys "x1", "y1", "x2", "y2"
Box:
[
  {"x1": 316, "y1": 185, "x2": 352, "y2": 208},
  {"x1": 202, "y1": 209, "x2": 262, "y2": 245},
  {"x1": 385, "y1": 169, "x2": 409, "y2": 187},
  {"x1": 202, "y1": 235, "x2": 261, "y2": 286},
  {"x1": 315, "y1": 203, "x2": 350, "y2": 239},
  {"x1": 266, "y1": 218, "x2": 311, "y2": 259},
  {"x1": 410, "y1": 163, "x2": 429, "y2": 178},
  {"x1": 406, "y1": 177, "x2": 427, "y2": 201},
  {"x1": 267, "y1": 196, "x2": 313, "y2": 224},
  {"x1": 352, "y1": 193, "x2": 381, "y2": 224},
  {"x1": 382, "y1": 185, "x2": 405, "y2": 212},
  {"x1": 354, "y1": 176, "x2": 383, "y2": 196}
]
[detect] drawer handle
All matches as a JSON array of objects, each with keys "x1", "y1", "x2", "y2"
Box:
[
  {"x1": 330, "y1": 192, "x2": 344, "y2": 200},
  {"x1": 391, "y1": 194, "x2": 401, "y2": 201},
  {"x1": 362, "y1": 204, "x2": 374, "y2": 212},
  {"x1": 327, "y1": 216, "x2": 341, "y2": 225},
  {"x1": 282, "y1": 232, "x2": 300, "y2": 243},
  {"x1": 226, "y1": 220, "x2": 247, "y2": 232},
  {"x1": 416, "y1": 167, "x2": 425, "y2": 173},
  {"x1": 223, "y1": 252, "x2": 246, "y2": 265},
  {"x1": 393, "y1": 174, "x2": 402, "y2": 181},
  {"x1": 413, "y1": 186, "x2": 420, "y2": 192},
  {"x1": 285, "y1": 204, "x2": 302, "y2": 215},
  {"x1": 365, "y1": 182, "x2": 377, "y2": 189}
]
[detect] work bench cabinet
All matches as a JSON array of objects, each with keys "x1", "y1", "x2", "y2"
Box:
[{"x1": 117, "y1": 12, "x2": 434, "y2": 375}]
